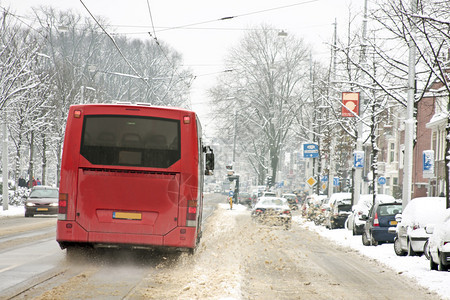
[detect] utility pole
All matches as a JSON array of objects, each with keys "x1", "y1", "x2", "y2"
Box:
[
  {"x1": 353, "y1": 0, "x2": 368, "y2": 206},
  {"x1": 328, "y1": 18, "x2": 338, "y2": 198},
  {"x1": 2, "y1": 111, "x2": 8, "y2": 210},
  {"x1": 232, "y1": 107, "x2": 237, "y2": 165},
  {"x1": 402, "y1": 0, "x2": 418, "y2": 210}
]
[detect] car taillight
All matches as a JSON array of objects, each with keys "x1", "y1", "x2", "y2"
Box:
[
  {"x1": 58, "y1": 193, "x2": 68, "y2": 220},
  {"x1": 186, "y1": 200, "x2": 197, "y2": 227},
  {"x1": 412, "y1": 224, "x2": 420, "y2": 230},
  {"x1": 373, "y1": 212, "x2": 379, "y2": 227},
  {"x1": 255, "y1": 209, "x2": 263, "y2": 213},
  {"x1": 283, "y1": 210, "x2": 291, "y2": 214}
]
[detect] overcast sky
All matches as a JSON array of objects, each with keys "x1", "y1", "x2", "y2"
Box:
[{"x1": 1, "y1": 0, "x2": 363, "y2": 132}]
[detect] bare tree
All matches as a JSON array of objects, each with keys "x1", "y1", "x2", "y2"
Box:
[
  {"x1": 210, "y1": 25, "x2": 311, "y2": 185},
  {"x1": 0, "y1": 11, "x2": 45, "y2": 194},
  {"x1": 372, "y1": 0, "x2": 450, "y2": 207}
]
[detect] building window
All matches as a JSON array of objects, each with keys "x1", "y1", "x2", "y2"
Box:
[{"x1": 389, "y1": 143, "x2": 395, "y2": 163}]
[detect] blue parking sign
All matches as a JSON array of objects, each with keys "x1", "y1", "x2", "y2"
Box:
[{"x1": 354, "y1": 151, "x2": 364, "y2": 168}]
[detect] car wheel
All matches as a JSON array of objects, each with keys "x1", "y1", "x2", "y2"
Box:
[
  {"x1": 394, "y1": 237, "x2": 407, "y2": 256},
  {"x1": 423, "y1": 239, "x2": 430, "y2": 260},
  {"x1": 362, "y1": 231, "x2": 371, "y2": 246},
  {"x1": 285, "y1": 221, "x2": 292, "y2": 230},
  {"x1": 352, "y1": 224, "x2": 357, "y2": 236},
  {"x1": 430, "y1": 257, "x2": 438, "y2": 270},
  {"x1": 438, "y1": 252, "x2": 449, "y2": 271},
  {"x1": 407, "y1": 239, "x2": 417, "y2": 256},
  {"x1": 25, "y1": 213, "x2": 34, "y2": 217},
  {"x1": 330, "y1": 219, "x2": 336, "y2": 230},
  {"x1": 438, "y1": 262, "x2": 449, "y2": 272}
]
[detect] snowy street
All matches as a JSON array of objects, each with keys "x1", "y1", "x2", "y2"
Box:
[{"x1": 1, "y1": 194, "x2": 447, "y2": 299}]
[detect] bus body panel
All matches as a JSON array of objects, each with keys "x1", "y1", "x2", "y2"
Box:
[
  {"x1": 57, "y1": 221, "x2": 196, "y2": 248},
  {"x1": 76, "y1": 169, "x2": 180, "y2": 235},
  {"x1": 57, "y1": 104, "x2": 203, "y2": 250}
]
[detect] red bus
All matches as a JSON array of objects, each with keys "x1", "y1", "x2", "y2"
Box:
[{"x1": 56, "y1": 103, "x2": 214, "y2": 253}]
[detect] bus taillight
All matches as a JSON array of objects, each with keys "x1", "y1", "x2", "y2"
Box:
[
  {"x1": 186, "y1": 200, "x2": 197, "y2": 227},
  {"x1": 58, "y1": 193, "x2": 68, "y2": 220},
  {"x1": 73, "y1": 110, "x2": 82, "y2": 118}
]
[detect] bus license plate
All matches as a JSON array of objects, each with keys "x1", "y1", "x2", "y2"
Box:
[
  {"x1": 390, "y1": 220, "x2": 397, "y2": 225},
  {"x1": 37, "y1": 208, "x2": 48, "y2": 211},
  {"x1": 113, "y1": 212, "x2": 142, "y2": 220}
]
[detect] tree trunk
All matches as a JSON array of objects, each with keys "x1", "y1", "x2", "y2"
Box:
[
  {"x1": 28, "y1": 131, "x2": 34, "y2": 188},
  {"x1": 445, "y1": 96, "x2": 450, "y2": 209}
]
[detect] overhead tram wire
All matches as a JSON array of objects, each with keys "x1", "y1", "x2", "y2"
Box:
[
  {"x1": 154, "y1": 0, "x2": 319, "y2": 33},
  {"x1": 79, "y1": 0, "x2": 151, "y2": 88},
  {"x1": 145, "y1": 0, "x2": 196, "y2": 99},
  {"x1": 145, "y1": 0, "x2": 182, "y2": 81}
]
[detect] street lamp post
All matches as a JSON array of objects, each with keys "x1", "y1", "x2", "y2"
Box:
[
  {"x1": 402, "y1": 0, "x2": 418, "y2": 210},
  {"x1": 2, "y1": 111, "x2": 8, "y2": 210}
]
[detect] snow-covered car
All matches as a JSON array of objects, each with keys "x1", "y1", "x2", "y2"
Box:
[
  {"x1": 262, "y1": 191, "x2": 276, "y2": 197},
  {"x1": 24, "y1": 186, "x2": 59, "y2": 217},
  {"x1": 347, "y1": 194, "x2": 395, "y2": 235},
  {"x1": 325, "y1": 199, "x2": 352, "y2": 229},
  {"x1": 282, "y1": 193, "x2": 299, "y2": 210},
  {"x1": 393, "y1": 197, "x2": 446, "y2": 256},
  {"x1": 306, "y1": 195, "x2": 328, "y2": 225},
  {"x1": 425, "y1": 208, "x2": 450, "y2": 271},
  {"x1": 324, "y1": 193, "x2": 352, "y2": 229},
  {"x1": 251, "y1": 197, "x2": 292, "y2": 229},
  {"x1": 238, "y1": 192, "x2": 252, "y2": 207}
]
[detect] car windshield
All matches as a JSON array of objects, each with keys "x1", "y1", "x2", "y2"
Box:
[
  {"x1": 337, "y1": 204, "x2": 352, "y2": 212},
  {"x1": 264, "y1": 192, "x2": 276, "y2": 197},
  {"x1": 260, "y1": 198, "x2": 286, "y2": 206},
  {"x1": 30, "y1": 189, "x2": 59, "y2": 198},
  {"x1": 378, "y1": 204, "x2": 402, "y2": 216}
]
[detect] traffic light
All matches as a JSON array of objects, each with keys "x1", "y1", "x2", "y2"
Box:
[
  {"x1": 266, "y1": 176, "x2": 273, "y2": 187},
  {"x1": 226, "y1": 164, "x2": 234, "y2": 176}
]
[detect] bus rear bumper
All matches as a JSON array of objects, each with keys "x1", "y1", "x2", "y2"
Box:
[{"x1": 56, "y1": 221, "x2": 197, "y2": 250}]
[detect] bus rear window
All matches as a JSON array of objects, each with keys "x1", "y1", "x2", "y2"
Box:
[{"x1": 80, "y1": 115, "x2": 180, "y2": 168}]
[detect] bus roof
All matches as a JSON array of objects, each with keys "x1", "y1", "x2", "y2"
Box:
[{"x1": 70, "y1": 103, "x2": 196, "y2": 115}]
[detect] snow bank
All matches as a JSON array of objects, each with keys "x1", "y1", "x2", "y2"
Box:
[
  {"x1": 0, "y1": 205, "x2": 24, "y2": 217},
  {"x1": 293, "y1": 216, "x2": 450, "y2": 299}
]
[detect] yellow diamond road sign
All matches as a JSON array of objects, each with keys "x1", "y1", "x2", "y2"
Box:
[{"x1": 306, "y1": 176, "x2": 317, "y2": 187}]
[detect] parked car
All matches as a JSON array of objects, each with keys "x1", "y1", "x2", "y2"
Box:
[
  {"x1": 24, "y1": 186, "x2": 59, "y2": 217},
  {"x1": 262, "y1": 191, "x2": 276, "y2": 197},
  {"x1": 347, "y1": 194, "x2": 395, "y2": 235},
  {"x1": 361, "y1": 200, "x2": 402, "y2": 246},
  {"x1": 238, "y1": 192, "x2": 252, "y2": 207},
  {"x1": 251, "y1": 197, "x2": 292, "y2": 229},
  {"x1": 393, "y1": 197, "x2": 446, "y2": 256},
  {"x1": 425, "y1": 208, "x2": 450, "y2": 271},
  {"x1": 306, "y1": 195, "x2": 328, "y2": 225},
  {"x1": 282, "y1": 193, "x2": 299, "y2": 210},
  {"x1": 325, "y1": 193, "x2": 352, "y2": 229}
]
